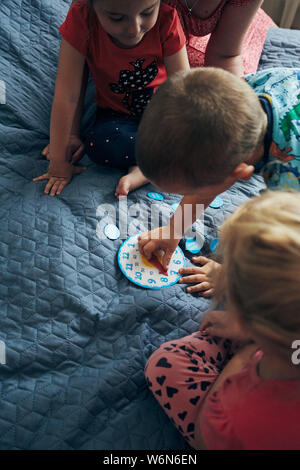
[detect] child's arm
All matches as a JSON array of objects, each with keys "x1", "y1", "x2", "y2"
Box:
[
  {"x1": 69, "y1": 61, "x2": 89, "y2": 138},
  {"x1": 139, "y1": 193, "x2": 214, "y2": 270},
  {"x1": 164, "y1": 46, "x2": 190, "y2": 76},
  {"x1": 41, "y1": 62, "x2": 89, "y2": 163},
  {"x1": 199, "y1": 310, "x2": 253, "y2": 343},
  {"x1": 33, "y1": 39, "x2": 87, "y2": 196},
  {"x1": 139, "y1": 159, "x2": 254, "y2": 269},
  {"x1": 204, "y1": 0, "x2": 263, "y2": 76}
]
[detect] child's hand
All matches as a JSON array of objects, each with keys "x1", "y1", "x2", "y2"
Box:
[
  {"x1": 178, "y1": 256, "x2": 220, "y2": 297},
  {"x1": 138, "y1": 226, "x2": 181, "y2": 271},
  {"x1": 33, "y1": 161, "x2": 86, "y2": 196},
  {"x1": 41, "y1": 135, "x2": 85, "y2": 164},
  {"x1": 200, "y1": 310, "x2": 252, "y2": 342}
]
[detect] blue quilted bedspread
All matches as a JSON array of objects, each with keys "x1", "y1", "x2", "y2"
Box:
[{"x1": 0, "y1": 1, "x2": 299, "y2": 449}]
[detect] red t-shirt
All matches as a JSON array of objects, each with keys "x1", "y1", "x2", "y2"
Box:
[
  {"x1": 200, "y1": 350, "x2": 300, "y2": 450},
  {"x1": 59, "y1": 0, "x2": 186, "y2": 115}
]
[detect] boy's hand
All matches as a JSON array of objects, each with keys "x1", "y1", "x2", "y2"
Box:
[
  {"x1": 41, "y1": 135, "x2": 85, "y2": 164},
  {"x1": 178, "y1": 256, "x2": 220, "y2": 297},
  {"x1": 138, "y1": 226, "x2": 181, "y2": 271},
  {"x1": 199, "y1": 310, "x2": 252, "y2": 342},
  {"x1": 33, "y1": 161, "x2": 86, "y2": 196}
]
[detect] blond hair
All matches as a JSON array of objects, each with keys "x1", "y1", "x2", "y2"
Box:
[
  {"x1": 217, "y1": 191, "x2": 300, "y2": 350},
  {"x1": 136, "y1": 67, "x2": 267, "y2": 188}
]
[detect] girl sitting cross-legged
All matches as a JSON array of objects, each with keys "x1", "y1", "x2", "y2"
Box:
[{"x1": 145, "y1": 191, "x2": 300, "y2": 450}]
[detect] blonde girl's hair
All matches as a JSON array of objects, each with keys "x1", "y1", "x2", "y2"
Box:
[{"x1": 216, "y1": 191, "x2": 300, "y2": 350}]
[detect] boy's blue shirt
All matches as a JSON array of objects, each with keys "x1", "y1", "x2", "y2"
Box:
[{"x1": 246, "y1": 68, "x2": 300, "y2": 191}]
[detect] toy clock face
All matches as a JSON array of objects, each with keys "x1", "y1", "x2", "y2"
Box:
[{"x1": 118, "y1": 235, "x2": 185, "y2": 289}]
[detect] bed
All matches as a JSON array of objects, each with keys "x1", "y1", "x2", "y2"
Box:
[{"x1": 0, "y1": 1, "x2": 299, "y2": 450}]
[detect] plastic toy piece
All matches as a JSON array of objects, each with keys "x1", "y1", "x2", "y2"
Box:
[
  {"x1": 209, "y1": 196, "x2": 223, "y2": 209},
  {"x1": 210, "y1": 238, "x2": 219, "y2": 253},
  {"x1": 118, "y1": 235, "x2": 185, "y2": 289},
  {"x1": 185, "y1": 237, "x2": 203, "y2": 254},
  {"x1": 147, "y1": 192, "x2": 164, "y2": 201},
  {"x1": 104, "y1": 224, "x2": 120, "y2": 240}
]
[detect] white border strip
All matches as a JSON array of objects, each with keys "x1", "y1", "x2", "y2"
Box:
[
  {"x1": 0, "y1": 340, "x2": 6, "y2": 365},
  {"x1": 0, "y1": 80, "x2": 6, "y2": 104}
]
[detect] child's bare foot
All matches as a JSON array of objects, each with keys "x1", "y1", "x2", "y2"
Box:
[
  {"x1": 115, "y1": 166, "x2": 148, "y2": 198},
  {"x1": 178, "y1": 256, "x2": 221, "y2": 297}
]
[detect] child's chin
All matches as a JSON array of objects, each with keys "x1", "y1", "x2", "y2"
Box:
[{"x1": 114, "y1": 35, "x2": 144, "y2": 49}]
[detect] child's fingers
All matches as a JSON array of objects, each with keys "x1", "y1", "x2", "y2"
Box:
[
  {"x1": 44, "y1": 178, "x2": 64, "y2": 195},
  {"x1": 178, "y1": 274, "x2": 207, "y2": 284},
  {"x1": 138, "y1": 237, "x2": 148, "y2": 257},
  {"x1": 56, "y1": 180, "x2": 69, "y2": 195},
  {"x1": 142, "y1": 240, "x2": 157, "y2": 260},
  {"x1": 139, "y1": 237, "x2": 157, "y2": 259},
  {"x1": 202, "y1": 326, "x2": 219, "y2": 337},
  {"x1": 178, "y1": 266, "x2": 204, "y2": 275},
  {"x1": 138, "y1": 231, "x2": 151, "y2": 242},
  {"x1": 33, "y1": 173, "x2": 49, "y2": 182},
  {"x1": 192, "y1": 255, "x2": 211, "y2": 265},
  {"x1": 41, "y1": 145, "x2": 49, "y2": 156},
  {"x1": 138, "y1": 231, "x2": 165, "y2": 259},
  {"x1": 199, "y1": 288, "x2": 214, "y2": 298},
  {"x1": 199, "y1": 317, "x2": 212, "y2": 331},
  {"x1": 49, "y1": 180, "x2": 63, "y2": 197},
  {"x1": 162, "y1": 249, "x2": 173, "y2": 271},
  {"x1": 186, "y1": 281, "x2": 211, "y2": 294},
  {"x1": 43, "y1": 179, "x2": 55, "y2": 195},
  {"x1": 199, "y1": 310, "x2": 223, "y2": 331}
]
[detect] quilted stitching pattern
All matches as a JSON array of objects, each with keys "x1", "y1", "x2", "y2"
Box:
[
  {"x1": 2, "y1": 1, "x2": 294, "y2": 450},
  {"x1": 258, "y1": 27, "x2": 300, "y2": 69}
]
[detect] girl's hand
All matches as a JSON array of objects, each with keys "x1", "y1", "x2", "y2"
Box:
[
  {"x1": 41, "y1": 135, "x2": 85, "y2": 164},
  {"x1": 33, "y1": 161, "x2": 86, "y2": 196},
  {"x1": 199, "y1": 310, "x2": 252, "y2": 342},
  {"x1": 178, "y1": 256, "x2": 220, "y2": 297}
]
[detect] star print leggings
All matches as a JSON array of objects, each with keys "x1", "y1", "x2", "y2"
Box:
[
  {"x1": 144, "y1": 331, "x2": 234, "y2": 448},
  {"x1": 84, "y1": 108, "x2": 141, "y2": 170}
]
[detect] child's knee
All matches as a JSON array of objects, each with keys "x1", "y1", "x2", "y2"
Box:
[
  {"x1": 85, "y1": 126, "x2": 136, "y2": 168},
  {"x1": 145, "y1": 339, "x2": 190, "y2": 390},
  {"x1": 144, "y1": 341, "x2": 180, "y2": 387},
  {"x1": 145, "y1": 345, "x2": 168, "y2": 383}
]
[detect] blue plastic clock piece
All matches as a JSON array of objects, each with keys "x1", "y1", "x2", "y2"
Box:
[
  {"x1": 209, "y1": 196, "x2": 224, "y2": 209},
  {"x1": 210, "y1": 238, "x2": 219, "y2": 253},
  {"x1": 185, "y1": 237, "x2": 203, "y2": 254},
  {"x1": 147, "y1": 192, "x2": 164, "y2": 201}
]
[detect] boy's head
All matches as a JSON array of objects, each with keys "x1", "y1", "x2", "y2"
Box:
[
  {"x1": 89, "y1": 0, "x2": 161, "y2": 49},
  {"x1": 136, "y1": 67, "x2": 267, "y2": 197},
  {"x1": 217, "y1": 191, "x2": 300, "y2": 353}
]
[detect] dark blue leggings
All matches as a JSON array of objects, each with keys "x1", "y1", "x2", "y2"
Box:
[{"x1": 84, "y1": 109, "x2": 141, "y2": 170}]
